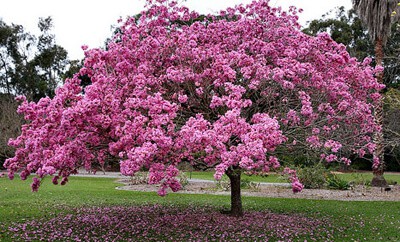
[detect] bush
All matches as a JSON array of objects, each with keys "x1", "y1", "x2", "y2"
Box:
[{"x1": 297, "y1": 163, "x2": 327, "y2": 189}]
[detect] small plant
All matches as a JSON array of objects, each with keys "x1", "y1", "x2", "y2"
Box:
[
  {"x1": 349, "y1": 173, "x2": 371, "y2": 187},
  {"x1": 178, "y1": 172, "x2": 189, "y2": 188},
  {"x1": 386, "y1": 179, "x2": 398, "y2": 186},
  {"x1": 240, "y1": 178, "x2": 261, "y2": 191},
  {"x1": 215, "y1": 176, "x2": 261, "y2": 191},
  {"x1": 326, "y1": 174, "x2": 350, "y2": 190},
  {"x1": 215, "y1": 175, "x2": 230, "y2": 191},
  {"x1": 129, "y1": 172, "x2": 148, "y2": 185}
]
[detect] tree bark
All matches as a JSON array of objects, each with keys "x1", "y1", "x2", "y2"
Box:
[
  {"x1": 372, "y1": 38, "x2": 387, "y2": 187},
  {"x1": 225, "y1": 167, "x2": 243, "y2": 217}
]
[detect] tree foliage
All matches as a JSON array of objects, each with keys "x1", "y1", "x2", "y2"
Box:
[
  {"x1": 303, "y1": 6, "x2": 400, "y2": 88},
  {"x1": 0, "y1": 17, "x2": 69, "y2": 101},
  {"x1": 4, "y1": 0, "x2": 383, "y2": 215},
  {"x1": 384, "y1": 88, "x2": 400, "y2": 170}
]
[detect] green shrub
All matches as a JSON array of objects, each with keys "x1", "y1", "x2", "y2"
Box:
[{"x1": 297, "y1": 163, "x2": 327, "y2": 189}]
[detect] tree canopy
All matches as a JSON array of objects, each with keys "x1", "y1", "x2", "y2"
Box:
[
  {"x1": 4, "y1": 0, "x2": 383, "y2": 216},
  {"x1": 0, "y1": 17, "x2": 69, "y2": 101}
]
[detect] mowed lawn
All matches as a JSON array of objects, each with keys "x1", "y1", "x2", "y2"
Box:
[{"x1": 0, "y1": 176, "x2": 399, "y2": 241}]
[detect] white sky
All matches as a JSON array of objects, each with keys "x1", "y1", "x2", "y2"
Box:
[{"x1": 0, "y1": 0, "x2": 352, "y2": 60}]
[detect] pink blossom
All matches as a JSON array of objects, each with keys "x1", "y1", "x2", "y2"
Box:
[
  {"x1": 372, "y1": 157, "x2": 380, "y2": 170},
  {"x1": 52, "y1": 176, "x2": 59, "y2": 185},
  {"x1": 8, "y1": 171, "x2": 14, "y2": 180},
  {"x1": 31, "y1": 177, "x2": 41, "y2": 192},
  {"x1": 60, "y1": 177, "x2": 68, "y2": 186},
  {"x1": 168, "y1": 179, "x2": 182, "y2": 192},
  {"x1": 340, "y1": 157, "x2": 351, "y2": 165},
  {"x1": 324, "y1": 140, "x2": 342, "y2": 153},
  {"x1": 292, "y1": 181, "x2": 304, "y2": 193},
  {"x1": 178, "y1": 94, "x2": 188, "y2": 103},
  {"x1": 166, "y1": 165, "x2": 179, "y2": 177},
  {"x1": 312, "y1": 128, "x2": 320, "y2": 135},
  {"x1": 325, "y1": 154, "x2": 338, "y2": 163},
  {"x1": 20, "y1": 170, "x2": 30, "y2": 180},
  {"x1": 306, "y1": 135, "x2": 321, "y2": 148},
  {"x1": 157, "y1": 186, "x2": 167, "y2": 196}
]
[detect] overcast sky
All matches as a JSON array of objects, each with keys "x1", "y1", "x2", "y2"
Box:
[{"x1": 1, "y1": 0, "x2": 352, "y2": 60}]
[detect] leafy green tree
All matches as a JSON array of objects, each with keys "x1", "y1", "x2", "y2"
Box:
[
  {"x1": 0, "y1": 20, "x2": 34, "y2": 95},
  {"x1": 383, "y1": 88, "x2": 400, "y2": 171},
  {"x1": 0, "y1": 17, "x2": 70, "y2": 101}
]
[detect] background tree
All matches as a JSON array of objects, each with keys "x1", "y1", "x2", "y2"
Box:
[
  {"x1": 383, "y1": 88, "x2": 400, "y2": 171},
  {"x1": 304, "y1": 4, "x2": 400, "y2": 179},
  {"x1": 5, "y1": 0, "x2": 383, "y2": 216},
  {"x1": 0, "y1": 94, "x2": 23, "y2": 169},
  {"x1": 352, "y1": 0, "x2": 400, "y2": 186},
  {"x1": 0, "y1": 17, "x2": 69, "y2": 101},
  {"x1": 0, "y1": 17, "x2": 73, "y2": 169},
  {"x1": 0, "y1": 20, "x2": 34, "y2": 95}
]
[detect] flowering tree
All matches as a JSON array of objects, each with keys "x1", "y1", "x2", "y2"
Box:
[{"x1": 5, "y1": 0, "x2": 383, "y2": 216}]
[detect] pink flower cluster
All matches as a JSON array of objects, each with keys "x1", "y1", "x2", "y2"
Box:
[
  {"x1": 5, "y1": 0, "x2": 382, "y2": 193},
  {"x1": 284, "y1": 167, "x2": 304, "y2": 193},
  {"x1": 177, "y1": 110, "x2": 286, "y2": 181}
]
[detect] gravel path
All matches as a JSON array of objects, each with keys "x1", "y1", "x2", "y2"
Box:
[{"x1": 72, "y1": 171, "x2": 400, "y2": 201}]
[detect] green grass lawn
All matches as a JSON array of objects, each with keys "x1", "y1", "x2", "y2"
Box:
[{"x1": 1, "y1": 176, "x2": 399, "y2": 241}]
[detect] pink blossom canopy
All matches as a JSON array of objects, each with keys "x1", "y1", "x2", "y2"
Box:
[{"x1": 5, "y1": 0, "x2": 383, "y2": 194}]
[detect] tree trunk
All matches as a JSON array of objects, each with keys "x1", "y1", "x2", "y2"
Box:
[
  {"x1": 225, "y1": 167, "x2": 243, "y2": 217},
  {"x1": 372, "y1": 38, "x2": 387, "y2": 187},
  {"x1": 0, "y1": 59, "x2": 11, "y2": 95}
]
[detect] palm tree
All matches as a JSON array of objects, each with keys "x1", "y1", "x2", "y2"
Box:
[{"x1": 352, "y1": 0, "x2": 399, "y2": 186}]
